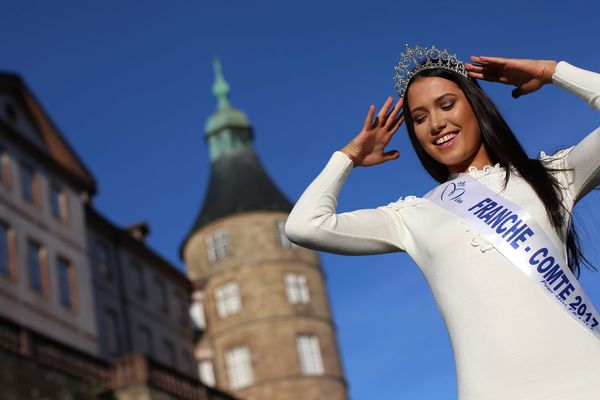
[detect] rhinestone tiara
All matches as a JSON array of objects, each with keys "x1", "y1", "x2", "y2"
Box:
[{"x1": 393, "y1": 44, "x2": 469, "y2": 98}]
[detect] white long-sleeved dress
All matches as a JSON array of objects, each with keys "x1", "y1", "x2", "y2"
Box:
[{"x1": 285, "y1": 61, "x2": 600, "y2": 400}]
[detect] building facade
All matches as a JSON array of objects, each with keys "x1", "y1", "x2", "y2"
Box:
[
  {"x1": 0, "y1": 72, "x2": 236, "y2": 399},
  {"x1": 181, "y1": 60, "x2": 348, "y2": 400},
  {"x1": 0, "y1": 72, "x2": 99, "y2": 356},
  {"x1": 88, "y1": 210, "x2": 196, "y2": 376}
]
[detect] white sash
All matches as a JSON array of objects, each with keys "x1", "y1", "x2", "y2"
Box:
[{"x1": 425, "y1": 174, "x2": 600, "y2": 341}]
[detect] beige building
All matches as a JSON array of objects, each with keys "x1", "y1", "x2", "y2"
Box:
[
  {"x1": 0, "y1": 71, "x2": 237, "y2": 400},
  {"x1": 0, "y1": 72, "x2": 99, "y2": 356},
  {"x1": 181, "y1": 61, "x2": 348, "y2": 400}
]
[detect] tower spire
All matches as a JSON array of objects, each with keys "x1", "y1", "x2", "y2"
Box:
[
  {"x1": 212, "y1": 58, "x2": 231, "y2": 110},
  {"x1": 204, "y1": 58, "x2": 253, "y2": 161}
]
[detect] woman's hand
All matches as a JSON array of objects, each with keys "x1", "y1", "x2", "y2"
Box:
[
  {"x1": 465, "y1": 56, "x2": 558, "y2": 99},
  {"x1": 341, "y1": 96, "x2": 404, "y2": 167}
]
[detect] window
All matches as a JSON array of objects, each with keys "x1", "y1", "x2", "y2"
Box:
[
  {"x1": 50, "y1": 182, "x2": 69, "y2": 223},
  {"x1": 4, "y1": 103, "x2": 17, "y2": 122},
  {"x1": 163, "y1": 339, "x2": 177, "y2": 367},
  {"x1": 274, "y1": 219, "x2": 294, "y2": 248},
  {"x1": 0, "y1": 221, "x2": 16, "y2": 280},
  {"x1": 0, "y1": 145, "x2": 11, "y2": 187},
  {"x1": 177, "y1": 291, "x2": 188, "y2": 325},
  {"x1": 105, "y1": 309, "x2": 120, "y2": 356},
  {"x1": 0, "y1": 222, "x2": 8, "y2": 276},
  {"x1": 296, "y1": 335, "x2": 324, "y2": 375},
  {"x1": 20, "y1": 162, "x2": 39, "y2": 205},
  {"x1": 57, "y1": 256, "x2": 76, "y2": 310},
  {"x1": 138, "y1": 325, "x2": 153, "y2": 356},
  {"x1": 215, "y1": 281, "x2": 241, "y2": 318},
  {"x1": 205, "y1": 229, "x2": 230, "y2": 263},
  {"x1": 130, "y1": 262, "x2": 146, "y2": 299},
  {"x1": 198, "y1": 360, "x2": 216, "y2": 387},
  {"x1": 95, "y1": 241, "x2": 111, "y2": 279},
  {"x1": 27, "y1": 239, "x2": 47, "y2": 295},
  {"x1": 225, "y1": 346, "x2": 253, "y2": 390},
  {"x1": 155, "y1": 277, "x2": 169, "y2": 313},
  {"x1": 190, "y1": 299, "x2": 206, "y2": 330},
  {"x1": 284, "y1": 273, "x2": 310, "y2": 305}
]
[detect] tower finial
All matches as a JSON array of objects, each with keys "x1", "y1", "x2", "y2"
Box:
[{"x1": 212, "y1": 58, "x2": 231, "y2": 110}]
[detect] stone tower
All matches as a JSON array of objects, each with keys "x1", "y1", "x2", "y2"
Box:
[{"x1": 180, "y1": 60, "x2": 348, "y2": 400}]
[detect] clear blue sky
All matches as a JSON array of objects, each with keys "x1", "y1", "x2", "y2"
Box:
[{"x1": 1, "y1": 1, "x2": 599, "y2": 398}]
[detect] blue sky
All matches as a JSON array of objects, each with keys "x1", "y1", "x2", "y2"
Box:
[{"x1": 1, "y1": 1, "x2": 599, "y2": 398}]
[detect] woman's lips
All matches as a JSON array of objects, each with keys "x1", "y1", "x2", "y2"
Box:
[{"x1": 434, "y1": 131, "x2": 459, "y2": 150}]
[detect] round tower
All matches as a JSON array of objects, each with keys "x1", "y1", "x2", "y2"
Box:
[{"x1": 181, "y1": 60, "x2": 348, "y2": 400}]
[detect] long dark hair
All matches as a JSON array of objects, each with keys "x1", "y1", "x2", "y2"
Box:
[{"x1": 402, "y1": 68, "x2": 594, "y2": 277}]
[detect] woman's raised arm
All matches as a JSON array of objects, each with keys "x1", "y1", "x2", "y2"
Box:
[
  {"x1": 285, "y1": 97, "x2": 411, "y2": 255},
  {"x1": 466, "y1": 56, "x2": 600, "y2": 202},
  {"x1": 552, "y1": 61, "x2": 600, "y2": 202}
]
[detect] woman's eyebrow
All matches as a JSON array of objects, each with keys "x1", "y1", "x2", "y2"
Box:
[{"x1": 411, "y1": 93, "x2": 458, "y2": 114}]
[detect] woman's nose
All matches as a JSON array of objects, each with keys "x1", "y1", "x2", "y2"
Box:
[{"x1": 430, "y1": 114, "x2": 447, "y2": 133}]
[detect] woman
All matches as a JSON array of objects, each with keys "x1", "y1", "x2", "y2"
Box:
[{"x1": 285, "y1": 46, "x2": 600, "y2": 399}]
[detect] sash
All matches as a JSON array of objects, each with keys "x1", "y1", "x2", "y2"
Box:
[{"x1": 425, "y1": 174, "x2": 600, "y2": 341}]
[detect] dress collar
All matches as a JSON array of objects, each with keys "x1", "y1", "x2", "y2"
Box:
[{"x1": 448, "y1": 163, "x2": 505, "y2": 180}]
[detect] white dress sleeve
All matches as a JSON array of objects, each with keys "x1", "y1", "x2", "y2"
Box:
[
  {"x1": 284, "y1": 151, "x2": 409, "y2": 255},
  {"x1": 550, "y1": 61, "x2": 600, "y2": 202}
]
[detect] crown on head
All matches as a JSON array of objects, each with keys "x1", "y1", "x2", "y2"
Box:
[{"x1": 393, "y1": 44, "x2": 469, "y2": 98}]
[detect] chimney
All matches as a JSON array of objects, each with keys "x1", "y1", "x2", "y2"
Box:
[{"x1": 124, "y1": 222, "x2": 150, "y2": 243}]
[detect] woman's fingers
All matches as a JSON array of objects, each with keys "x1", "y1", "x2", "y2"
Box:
[
  {"x1": 470, "y1": 55, "x2": 507, "y2": 67},
  {"x1": 464, "y1": 63, "x2": 485, "y2": 73},
  {"x1": 511, "y1": 88, "x2": 525, "y2": 99},
  {"x1": 385, "y1": 98, "x2": 403, "y2": 128},
  {"x1": 469, "y1": 58, "x2": 509, "y2": 81},
  {"x1": 388, "y1": 113, "x2": 405, "y2": 134},
  {"x1": 377, "y1": 96, "x2": 394, "y2": 125},
  {"x1": 363, "y1": 104, "x2": 375, "y2": 131},
  {"x1": 466, "y1": 70, "x2": 500, "y2": 81},
  {"x1": 466, "y1": 70, "x2": 482, "y2": 79},
  {"x1": 465, "y1": 63, "x2": 500, "y2": 74},
  {"x1": 466, "y1": 62, "x2": 502, "y2": 75},
  {"x1": 383, "y1": 149, "x2": 399, "y2": 161}
]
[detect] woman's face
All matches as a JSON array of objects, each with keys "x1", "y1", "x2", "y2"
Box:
[{"x1": 406, "y1": 76, "x2": 491, "y2": 173}]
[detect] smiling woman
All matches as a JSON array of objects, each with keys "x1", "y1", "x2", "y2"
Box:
[{"x1": 285, "y1": 44, "x2": 600, "y2": 400}]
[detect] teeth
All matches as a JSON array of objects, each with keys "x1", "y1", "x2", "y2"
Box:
[{"x1": 435, "y1": 133, "x2": 457, "y2": 145}]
